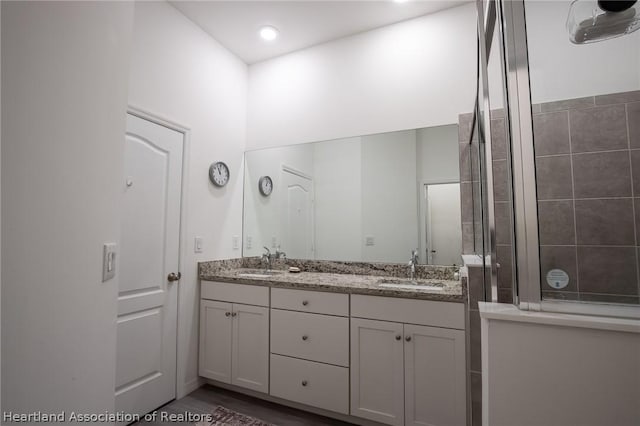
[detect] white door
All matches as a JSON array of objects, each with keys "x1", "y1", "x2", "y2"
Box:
[
  {"x1": 199, "y1": 300, "x2": 233, "y2": 383},
  {"x1": 404, "y1": 324, "x2": 466, "y2": 426},
  {"x1": 350, "y1": 318, "x2": 405, "y2": 426},
  {"x1": 281, "y1": 168, "x2": 314, "y2": 259},
  {"x1": 425, "y1": 183, "x2": 462, "y2": 265},
  {"x1": 116, "y1": 114, "x2": 183, "y2": 417},
  {"x1": 231, "y1": 303, "x2": 269, "y2": 393}
]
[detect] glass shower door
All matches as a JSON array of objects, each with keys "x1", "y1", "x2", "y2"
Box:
[{"x1": 500, "y1": 0, "x2": 640, "y2": 315}]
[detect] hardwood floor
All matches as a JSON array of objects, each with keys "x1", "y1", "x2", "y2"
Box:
[{"x1": 133, "y1": 385, "x2": 354, "y2": 426}]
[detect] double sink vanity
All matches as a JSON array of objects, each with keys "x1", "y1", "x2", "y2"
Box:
[{"x1": 198, "y1": 258, "x2": 467, "y2": 426}]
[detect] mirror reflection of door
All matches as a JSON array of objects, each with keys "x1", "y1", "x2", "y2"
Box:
[
  {"x1": 424, "y1": 182, "x2": 462, "y2": 265},
  {"x1": 281, "y1": 166, "x2": 315, "y2": 259}
]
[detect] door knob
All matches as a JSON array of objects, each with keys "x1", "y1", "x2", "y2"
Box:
[
  {"x1": 395, "y1": 335, "x2": 402, "y2": 341},
  {"x1": 302, "y1": 335, "x2": 309, "y2": 341},
  {"x1": 225, "y1": 312, "x2": 231, "y2": 317},
  {"x1": 405, "y1": 336, "x2": 412, "y2": 342},
  {"x1": 302, "y1": 300, "x2": 309, "y2": 306},
  {"x1": 167, "y1": 272, "x2": 182, "y2": 282},
  {"x1": 301, "y1": 380, "x2": 308, "y2": 387}
]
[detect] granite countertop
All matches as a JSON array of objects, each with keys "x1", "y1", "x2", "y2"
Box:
[{"x1": 199, "y1": 260, "x2": 464, "y2": 303}]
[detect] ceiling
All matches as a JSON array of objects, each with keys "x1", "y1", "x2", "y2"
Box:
[{"x1": 170, "y1": 1, "x2": 470, "y2": 64}]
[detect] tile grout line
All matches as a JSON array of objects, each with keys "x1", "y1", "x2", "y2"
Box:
[
  {"x1": 627, "y1": 102, "x2": 640, "y2": 297},
  {"x1": 567, "y1": 108, "x2": 580, "y2": 296},
  {"x1": 538, "y1": 196, "x2": 636, "y2": 202}
]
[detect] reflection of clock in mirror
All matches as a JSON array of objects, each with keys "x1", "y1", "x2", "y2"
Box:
[
  {"x1": 258, "y1": 175, "x2": 273, "y2": 196},
  {"x1": 209, "y1": 162, "x2": 230, "y2": 187}
]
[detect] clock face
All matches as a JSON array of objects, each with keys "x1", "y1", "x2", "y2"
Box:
[
  {"x1": 209, "y1": 162, "x2": 230, "y2": 187},
  {"x1": 259, "y1": 176, "x2": 273, "y2": 196}
]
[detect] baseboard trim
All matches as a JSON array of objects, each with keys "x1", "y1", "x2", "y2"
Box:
[
  {"x1": 179, "y1": 377, "x2": 204, "y2": 399},
  {"x1": 202, "y1": 379, "x2": 387, "y2": 426}
]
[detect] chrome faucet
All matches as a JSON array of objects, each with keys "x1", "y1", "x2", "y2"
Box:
[
  {"x1": 275, "y1": 245, "x2": 286, "y2": 262},
  {"x1": 262, "y1": 246, "x2": 286, "y2": 271},
  {"x1": 408, "y1": 249, "x2": 419, "y2": 281},
  {"x1": 262, "y1": 247, "x2": 272, "y2": 271}
]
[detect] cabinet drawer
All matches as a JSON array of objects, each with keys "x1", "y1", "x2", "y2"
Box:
[
  {"x1": 270, "y1": 354, "x2": 349, "y2": 414},
  {"x1": 271, "y1": 288, "x2": 349, "y2": 316},
  {"x1": 351, "y1": 294, "x2": 465, "y2": 330},
  {"x1": 271, "y1": 309, "x2": 349, "y2": 367},
  {"x1": 201, "y1": 281, "x2": 269, "y2": 307}
]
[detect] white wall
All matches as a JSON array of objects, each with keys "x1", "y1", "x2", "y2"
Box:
[
  {"x1": 361, "y1": 130, "x2": 418, "y2": 263},
  {"x1": 416, "y1": 125, "x2": 460, "y2": 184},
  {"x1": 127, "y1": 1, "x2": 248, "y2": 396},
  {"x1": 1, "y1": 1, "x2": 134, "y2": 416},
  {"x1": 247, "y1": 4, "x2": 477, "y2": 150},
  {"x1": 314, "y1": 137, "x2": 362, "y2": 261},
  {"x1": 481, "y1": 307, "x2": 640, "y2": 426},
  {"x1": 526, "y1": 0, "x2": 640, "y2": 103}
]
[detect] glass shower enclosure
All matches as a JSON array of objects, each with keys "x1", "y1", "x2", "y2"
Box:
[{"x1": 477, "y1": 0, "x2": 640, "y2": 318}]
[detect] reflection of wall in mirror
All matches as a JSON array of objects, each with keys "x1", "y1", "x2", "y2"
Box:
[
  {"x1": 244, "y1": 125, "x2": 462, "y2": 265},
  {"x1": 243, "y1": 144, "x2": 313, "y2": 257}
]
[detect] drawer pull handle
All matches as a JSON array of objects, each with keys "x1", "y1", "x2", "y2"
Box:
[
  {"x1": 302, "y1": 335, "x2": 308, "y2": 341},
  {"x1": 395, "y1": 335, "x2": 402, "y2": 341},
  {"x1": 225, "y1": 312, "x2": 231, "y2": 317},
  {"x1": 302, "y1": 300, "x2": 309, "y2": 306},
  {"x1": 405, "y1": 336, "x2": 412, "y2": 342},
  {"x1": 302, "y1": 380, "x2": 308, "y2": 387}
]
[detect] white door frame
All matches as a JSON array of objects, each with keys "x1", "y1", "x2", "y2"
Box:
[
  {"x1": 126, "y1": 105, "x2": 192, "y2": 399},
  {"x1": 418, "y1": 178, "x2": 459, "y2": 265}
]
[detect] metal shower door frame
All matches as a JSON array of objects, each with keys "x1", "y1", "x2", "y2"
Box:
[{"x1": 499, "y1": 0, "x2": 640, "y2": 318}]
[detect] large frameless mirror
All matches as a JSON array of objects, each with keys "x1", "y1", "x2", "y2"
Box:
[{"x1": 243, "y1": 125, "x2": 464, "y2": 266}]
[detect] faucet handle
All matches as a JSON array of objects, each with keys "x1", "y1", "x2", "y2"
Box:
[{"x1": 263, "y1": 246, "x2": 271, "y2": 255}]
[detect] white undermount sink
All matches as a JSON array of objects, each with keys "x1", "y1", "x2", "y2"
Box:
[
  {"x1": 237, "y1": 270, "x2": 284, "y2": 278},
  {"x1": 238, "y1": 273, "x2": 273, "y2": 278},
  {"x1": 377, "y1": 278, "x2": 444, "y2": 291}
]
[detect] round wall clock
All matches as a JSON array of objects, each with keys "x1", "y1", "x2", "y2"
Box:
[
  {"x1": 258, "y1": 176, "x2": 273, "y2": 196},
  {"x1": 209, "y1": 161, "x2": 230, "y2": 187}
]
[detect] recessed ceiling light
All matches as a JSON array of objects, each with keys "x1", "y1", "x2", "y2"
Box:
[
  {"x1": 259, "y1": 26, "x2": 279, "y2": 41},
  {"x1": 393, "y1": 0, "x2": 410, "y2": 3}
]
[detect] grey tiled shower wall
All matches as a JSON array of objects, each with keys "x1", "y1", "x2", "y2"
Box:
[
  {"x1": 458, "y1": 90, "x2": 640, "y2": 426},
  {"x1": 532, "y1": 90, "x2": 640, "y2": 304},
  {"x1": 459, "y1": 90, "x2": 640, "y2": 306}
]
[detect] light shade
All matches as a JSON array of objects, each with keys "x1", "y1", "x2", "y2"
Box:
[
  {"x1": 567, "y1": 0, "x2": 640, "y2": 44},
  {"x1": 259, "y1": 26, "x2": 279, "y2": 41}
]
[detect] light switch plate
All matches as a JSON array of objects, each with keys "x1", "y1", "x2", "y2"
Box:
[
  {"x1": 246, "y1": 236, "x2": 253, "y2": 249},
  {"x1": 365, "y1": 236, "x2": 375, "y2": 246},
  {"x1": 194, "y1": 236, "x2": 204, "y2": 253},
  {"x1": 232, "y1": 235, "x2": 240, "y2": 250},
  {"x1": 102, "y1": 243, "x2": 117, "y2": 282}
]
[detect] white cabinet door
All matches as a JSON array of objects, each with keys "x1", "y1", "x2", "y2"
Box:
[
  {"x1": 232, "y1": 303, "x2": 269, "y2": 393},
  {"x1": 199, "y1": 300, "x2": 233, "y2": 383},
  {"x1": 350, "y1": 318, "x2": 405, "y2": 426},
  {"x1": 404, "y1": 324, "x2": 466, "y2": 426}
]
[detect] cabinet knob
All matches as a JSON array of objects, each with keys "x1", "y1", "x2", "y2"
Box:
[
  {"x1": 301, "y1": 380, "x2": 308, "y2": 387},
  {"x1": 405, "y1": 336, "x2": 412, "y2": 342},
  {"x1": 395, "y1": 335, "x2": 402, "y2": 341},
  {"x1": 302, "y1": 300, "x2": 309, "y2": 306},
  {"x1": 231, "y1": 312, "x2": 237, "y2": 317},
  {"x1": 225, "y1": 312, "x2": 231, "y2": 317},
  {"x1": 302, "y1": 335, "x2": 309, "y2": 341}
]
